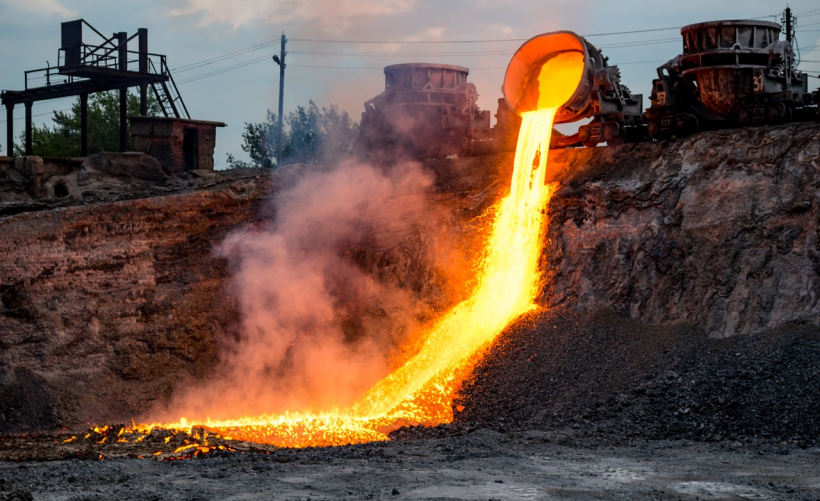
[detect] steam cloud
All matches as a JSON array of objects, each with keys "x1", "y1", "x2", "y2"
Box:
[{"x1": 167, "y1": 159, "x2": 466, "y2": 420}]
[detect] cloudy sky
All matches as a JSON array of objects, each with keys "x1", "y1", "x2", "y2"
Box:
[{"x1": 1, "y1": 0, "x2": 819, "y2": 167}]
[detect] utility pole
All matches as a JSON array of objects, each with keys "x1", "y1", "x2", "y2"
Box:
[
  {"x1": 784, "y1": 6, "x2": 792, "y2": 43},
  {"x1": 272, "y1": 33, "x2": 287, "y2": 167}
]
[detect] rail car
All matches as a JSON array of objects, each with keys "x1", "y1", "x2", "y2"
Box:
[
  {"x1": 357, "y1": 17, "x2": 819, "y2": 160},
  {"x1": 356, "y1": 63, "x2": 494, "y2": 161},
  {"x1": 645, "y1": 20, "x2": 818, "y2": 140}
]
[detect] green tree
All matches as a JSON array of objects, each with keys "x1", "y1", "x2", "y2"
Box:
[
  {"x1": 15, "y1": 90, "x2": 161, "y2": 157},
  {"x1": 227, "y1": 100, "x2": 359, "y2": 168}
]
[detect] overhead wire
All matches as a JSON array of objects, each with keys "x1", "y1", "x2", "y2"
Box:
[
  {"x1": 286, "y1": 37, "x2": 681, "y2": 58},
  {"x1": 0, "y1": 107, "x2": 73, "y2": 125},
  {"x1": 286, "y1": 59, "x2": 670, "y2": 71},
  {"x1": 167, "y1": 11, "x2": 784, "y2": 84},
  {"x1": 164, "y1": 8, "x2": 783, "y2": 82},
  {"x1": 7, "y1": 9, "x2": 811, "y2": 125},
  {"x1": 0, "y1": 97, "x2": 76, "y2": 125},
  {"x1": 177, "y1": 37, "x2": 684, "y2": 84},
  {"x1": 176, "y1": 54, "x2": 274, "y2": 84}
]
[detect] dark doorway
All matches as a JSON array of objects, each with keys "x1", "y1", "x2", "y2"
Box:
[
  {"x1": 53, "y1": 181, "x2": 69, "y2": 198},
  {"x1": 183, "y1": 127, "x2": 199, "y2": 171}
]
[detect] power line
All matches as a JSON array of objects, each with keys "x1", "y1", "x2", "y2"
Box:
[
  {"x1": 290, "y1": 50, "x2": 513, "y2": 57},
  {"x1": 0, "y1": 97, "x2": 76, "y2": 125},
  {"x1": 176, "y1": 54, "x2": 274, "y2": 84},
  {"x1": 287, "y1": 29, "x2": 681, "y2": 45},
  {"x1": 0, "y1": 107, "x2": 73, "y2": 125},
  {"x1": 289, "y1": 64, "x2": 505, "y2": 70},
  {"x1": 288, "y1": 59, "x2": 670, "y2": 71},
  {"x1": 177, "y1": 36, "x2": 684, "y2": 84},
  {"x1": 287, "y1": 37, "x2": 681, "y2": 58},
  {"x1": 172, "y1": 40, "x2": 280, "y2": 73},
  {"x1": 171, "y1": 36, "x2": 679, "y2": 76}
]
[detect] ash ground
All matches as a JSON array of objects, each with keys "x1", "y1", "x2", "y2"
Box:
[{"x1": 2, "y1": 431, "x2": 819, "y2": 501}]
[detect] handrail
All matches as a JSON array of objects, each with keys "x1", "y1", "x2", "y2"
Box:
[
  {"x1": 76, "y1": 34, "x2": 118, "y2": 64},
  {"x1": 166, "y1": 69, "x2": 190, "y2": 119},
  {"x1": 55, "y1": 46, "x2": 170, "y2": 75},
  {"x1": 81, "y1": 19, "x2": 117, "y2": 49}
]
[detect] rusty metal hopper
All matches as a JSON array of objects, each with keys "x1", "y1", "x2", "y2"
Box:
[
  {"x1": 502, "y1": 31, "x2": 593, "y2": 124},
  {"x1": 678, "y1": 20, "x2": 784, "y2": 118}
]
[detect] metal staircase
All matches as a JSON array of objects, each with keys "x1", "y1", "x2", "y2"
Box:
[{"x1": 148, "y1": 60, "x2": 189, "y2": 119}]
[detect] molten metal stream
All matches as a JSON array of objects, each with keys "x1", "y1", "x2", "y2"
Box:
[{"x1": 144, "y1": 55, "x2": 578, "y2": 448}]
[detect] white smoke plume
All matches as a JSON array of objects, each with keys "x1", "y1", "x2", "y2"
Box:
[{"x1": 167, "y1": 159, "x2": 466, "y2": 420}]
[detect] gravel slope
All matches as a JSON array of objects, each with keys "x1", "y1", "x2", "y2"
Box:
[{"x1": 456, "y1": 307, "x2": 820, "y2": 446}]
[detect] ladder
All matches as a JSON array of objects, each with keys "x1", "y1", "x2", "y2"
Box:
[{"x1": 149, "y1": 61, "x2": 190, "y2": 119}]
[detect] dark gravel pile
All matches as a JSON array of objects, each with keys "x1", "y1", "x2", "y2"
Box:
[
  {"x1": 0, "y1": 478, "x2": 32, "y2": 501},
  {"x1": 455, "y1": 307, "x2": 820, "y2": 445}
]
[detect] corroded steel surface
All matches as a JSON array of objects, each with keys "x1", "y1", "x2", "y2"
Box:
[{"x1": 359, "y1": 63, "x2": 492, "y2": 160}]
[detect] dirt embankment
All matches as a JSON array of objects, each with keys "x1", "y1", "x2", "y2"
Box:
[{"x1": 1, "y1": 122, "x2": 819, "y2": 442}]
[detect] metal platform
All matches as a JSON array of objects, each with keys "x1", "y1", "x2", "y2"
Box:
[{"x1": 1, "y1": 19, "x2": 188, "y2": 156}]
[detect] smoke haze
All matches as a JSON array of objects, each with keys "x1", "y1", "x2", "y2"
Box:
[{"x1": 167, "y1": 159, "x2": 467, "y2": 420}]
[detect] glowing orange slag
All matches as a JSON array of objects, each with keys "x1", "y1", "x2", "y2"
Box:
[
  {"x1": 537, "y1": 51, "x2": 584, "y2": 109},
  {"x1": 144, "y1": 57, "x2": 581, "y2": 448}
]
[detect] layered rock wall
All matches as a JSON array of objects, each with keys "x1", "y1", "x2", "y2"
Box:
[
  {"x1": 0, "y1": 174, "x2": 269, "y2": 430},
  {"x1": 543, "y1": 122, "x2": 820, "y2": 337},
  {"x1": 1, "y1": 123, "x2": 818, "y2": 432}
]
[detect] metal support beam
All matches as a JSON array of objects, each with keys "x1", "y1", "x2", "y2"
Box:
[
  {"x1": 5, "y1": 104, "x2": 12, "y2": 156},
  {"x1": 117, "y1": 31, "x2": 128, "y2": 71},
  {"x1": 138, "y1": 28, "x2": 148, "y2": 115},
  {"x1": 80, "y1": 92, "x2": 88, "y2": 156},
  {"x1": 25, "y1": 102, "x2": 33, "y2": 155},
  {"x1": 139, "y1": 84, "x2": 147, "y2": 116},
  {"x1": 138, "y1": 28, "x2": 148, "y2": 72},
  {"x1": 120, "y1": 87, "x2": 127, "y2": 151},
  {"x1": 2, "y1": 75, "x2": 166, "y2": 106}
]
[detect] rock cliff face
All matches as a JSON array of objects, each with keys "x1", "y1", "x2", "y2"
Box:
[
  {"x1": 543, "y1": 122, "x2": 820, "y2": 338},
  {"x1": 0, "y1": 157, "x2": 506, "y2": 432},
  {"x1": 0, "y1": 172, "x2": 270, "y2": 431},
  {"x1": 1, "y1": 123, "x2": 818, "y2": 433}
]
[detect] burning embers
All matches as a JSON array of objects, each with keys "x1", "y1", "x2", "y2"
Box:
[{"x1": 0, "y1": 425, "x2": 242, "y2": 462}]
